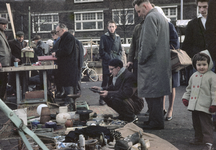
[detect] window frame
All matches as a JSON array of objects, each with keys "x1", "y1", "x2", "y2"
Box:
[
  {"x1": 112, "y1": 8, "x2": 134, "y2": 25},
  {"x1": 160, "y1": 5, "x2": 178, "y2": 22},
  {"x1": 74, "y1": 10, "x2": 104, "y2": 32},
  {"x1": 74, "y1": 0, "x2": 103, "y2": 3},
  {"x1": 31, "y1": 13, "x2": 59, "y2": 33}
]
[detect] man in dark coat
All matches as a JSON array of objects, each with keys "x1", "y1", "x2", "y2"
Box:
[
  {"x1": 52, "y1": 23, "x2": 78, "y2": 108},
  {"x1": 99, "y1": 20, "x2": 122, "y2": 105},
  {"x1": 92, "y1": 59, "x2": 143, "y2": 122},
  {"x1": 205, "y1": 0, "x2": 216, "y2": 65},
  {"x1": 182, "y1": 0, "x2": 209, "y2": 84},
  {"x1": 8, "y1": 31, "x2": 27, "y2": 95}
]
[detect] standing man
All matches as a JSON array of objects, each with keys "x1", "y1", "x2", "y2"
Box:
[
  {"x1": 69, "y1": 30, "x2": 84, "y2": 93},
  {"x1": 8, "y1": 31, "x2": 27, "y2": 95},
  {"x1": 205, "y1": 0, "x2": 216, "y2": 64},
  {"x1": 0, "y1": 17, "x2": 13, "y2": 100},
  {"x1": 127, "y1": 20, "x2": 144, "y2": 77},
  {"x1": 182, "y1": 0, "x2": 209, "y2": 84},
  {"x1": 133, "y1": 0, "x2": 171, "y2": 130},
  {"x1": 99, "y1": 20, "x2": 122, "y2": 105},
  {"x1": 52, "y1": 23, "x2": 78, "y2": 109}
]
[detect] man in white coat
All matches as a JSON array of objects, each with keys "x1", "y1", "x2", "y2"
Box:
[{"x1": 133, "y1": 0, "x2": 171, "y2": 130}]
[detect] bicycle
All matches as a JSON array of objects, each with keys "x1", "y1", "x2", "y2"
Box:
[{"x1": 81, "y1": 60, "x2": 99, "y2": 82}]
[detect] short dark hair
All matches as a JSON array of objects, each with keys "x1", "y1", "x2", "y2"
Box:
[
  {"x1": 132, "y1": 0, "x2": 149, "y2": 7},
  {"x1": 192, "y1": 52, "x2": 210, "y2": 70},
  {"x1": 109, "y1": 59, "x2": 123, "y2": 68},
  {"x1": 107, "y1": 20, "x2": 116, "y2": 26},
  {"x1": 50, "y1": 29, "x2": 56, "y2": 35},
  {"x1": 196, "y1": 0, "x2": 209, "y2": 4}
]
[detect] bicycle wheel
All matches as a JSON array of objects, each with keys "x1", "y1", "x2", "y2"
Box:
[{"x1": 87, "y1": 69, "x2": 99, "y2": 82}]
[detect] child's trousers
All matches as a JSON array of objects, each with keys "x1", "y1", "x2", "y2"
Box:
[{"x1": 192, "y1": 110, "x2": 213, "y2": 144}]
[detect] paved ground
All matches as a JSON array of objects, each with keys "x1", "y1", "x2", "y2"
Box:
[{"x1": 0, "y1": 81, "x2": 216, "y2": 150}]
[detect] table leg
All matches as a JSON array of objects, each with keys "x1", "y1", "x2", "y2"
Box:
[
  {"x1": 43, "y1": 71, "x2": 47, "y2": 102},
  {"x1": 16, "y1": 72, "x2": 21, "y2": 104}
]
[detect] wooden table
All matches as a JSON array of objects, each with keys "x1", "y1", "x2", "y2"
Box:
[{"x1": 0, "y1": 65, "x2": 57, "y2": 104}]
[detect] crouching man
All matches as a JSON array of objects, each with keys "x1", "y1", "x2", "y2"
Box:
[{"x1": 92, "y1": 59, "x2": 144, "y2": 122}]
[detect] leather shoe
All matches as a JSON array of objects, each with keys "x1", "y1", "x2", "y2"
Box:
[
  {"x1": 142, "y1": 125, "x2": 164, "y2": 130},
  {"x1": 99, "y1": 99, "x2": 106, "y2": 105}
]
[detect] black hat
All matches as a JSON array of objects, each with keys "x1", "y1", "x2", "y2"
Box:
[
  {"x1": 108, "y1": 59, "x2": 123, "y2": 68},
  {"x1": 0, "y1": 17, "x2": 8, "y2": 24},
  {"x1": 33, "y1": 35, "x2": 41, "y2": 40},
  {"x1": 16, "y1": 31, "x2": 24, "y2": 37}
]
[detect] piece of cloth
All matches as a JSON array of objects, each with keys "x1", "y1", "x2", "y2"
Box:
[
  {"x1": 137, "y1": 8, "x2": 171, "y2": 98},
  {"x1": 192, "y1": 111, "x2": 213, "y2": 143},
  {"x1": 182, "y1": 50, "x2": 216, "y2": 114}
]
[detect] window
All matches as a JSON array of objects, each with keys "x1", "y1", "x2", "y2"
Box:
[
  {"x1": 0, "y1": 13, "x2": 11, "y2": 31},
  {"x1": 74, "y1": 11, "x2": 104, "y2": 31},
  {"x1": 112, "y1": 9, "x2": 134, "y2": 25},
  {"x1": 32, "y1": 13, "x2": 59, "y2": 33},
  {"x1": 126, "y1": 38, "x2": 132, "y2": 44},
  {"x1": 161, "y1": 6, "x2": 178, "y2": 22},
  {"x1": 74, "y1": 0, "x2": 103, "y2": 3}
]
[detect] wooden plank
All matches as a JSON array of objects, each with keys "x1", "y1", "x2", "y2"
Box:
[{"x1": 0, "y1": 65, "x2": 57, "y2": 72}]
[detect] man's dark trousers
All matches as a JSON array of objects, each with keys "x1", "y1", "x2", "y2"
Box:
[{"x1": 145, "y1": 97, "x2": 164, "y2": 128}]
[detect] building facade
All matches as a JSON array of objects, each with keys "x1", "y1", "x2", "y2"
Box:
[{"x1": 0, "y1": 0, "x2": 199, "y2": 45}]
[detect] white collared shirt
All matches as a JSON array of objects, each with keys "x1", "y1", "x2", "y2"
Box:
[{"x1": 198, "y1": 14, "x2": 206, "y2": 29}]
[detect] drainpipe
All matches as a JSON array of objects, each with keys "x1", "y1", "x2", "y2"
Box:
[{"x1": 181, "y1": 0, "x2": 183, "y2": 20}]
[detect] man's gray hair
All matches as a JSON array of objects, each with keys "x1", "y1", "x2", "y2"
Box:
[
  {"x1": 58, "y1": 23, "x2": 68, "y2": 31},
  {"x1": 132, "y1": 0, "x2": 150, "y2": 7}
]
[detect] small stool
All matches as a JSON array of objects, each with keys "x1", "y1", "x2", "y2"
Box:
[{"x1": 67, "y1": 93, "x2": 81, "y2": 111}]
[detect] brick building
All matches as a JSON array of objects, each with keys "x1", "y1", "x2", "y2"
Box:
[{"x1": 0, "y1": 0, "x2": 199, "y2": 44}]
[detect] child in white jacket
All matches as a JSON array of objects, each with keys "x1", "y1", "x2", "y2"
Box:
[{"x1": 182, "y1": 50, "x2": 216, "y2": 150}]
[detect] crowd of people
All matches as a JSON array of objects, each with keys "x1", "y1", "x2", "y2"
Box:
[{"x1": 0, "y1": 0, "x2": 216, "y2": 149}]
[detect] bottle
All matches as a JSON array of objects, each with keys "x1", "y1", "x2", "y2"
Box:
[{"x1": 79, "y1": 134, "x2": 85, "y2": 150}]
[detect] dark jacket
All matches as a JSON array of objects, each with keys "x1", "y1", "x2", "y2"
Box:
[
  {"x1": 34, "y1": 40, "x2": 50, "y2": 56},
  {"x1": 99, "y1": 31, "x2": 122, "y2": 74},
  {"x1": 128, "y1": 20, "x2": 144, "y2": 62},
  {"x1": 169, "y1": 22, "x2": 179, "y2": 49},
  {"x1": 8, "y1": 39, "x2": 27, "y2": 65},
  {"x1": 182, "y1": 17, "x2": 207, "y2": 58},
  {"x1": 56, "y1": 32, "x2": 78, "y2": 87},
  {"x1": 103, "y1": 69, "x2": 143, "y2": 114},
  {"x1": 206, "y1": 0, "x2": 216, "y2": 61}
]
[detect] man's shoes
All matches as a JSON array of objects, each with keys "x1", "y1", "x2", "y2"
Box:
[
  {"x1": 189, "y1": 139, "x2": 203, "y2": 145},
  {"x1": 56, "y1": 91, "x2": 66, "y2": 98},
  {"x1": 202, "y1": 144, "x2": 214, "y2": 150},
  {"x1": 99, "y1": 99, "x2": 106, "y2": 105},
  {"x1": 142, "y1": 125, "x2": 164, "y2": 130},
  {"x1": 143, "y1": 120, "x2": 150, "y2": 125}
]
